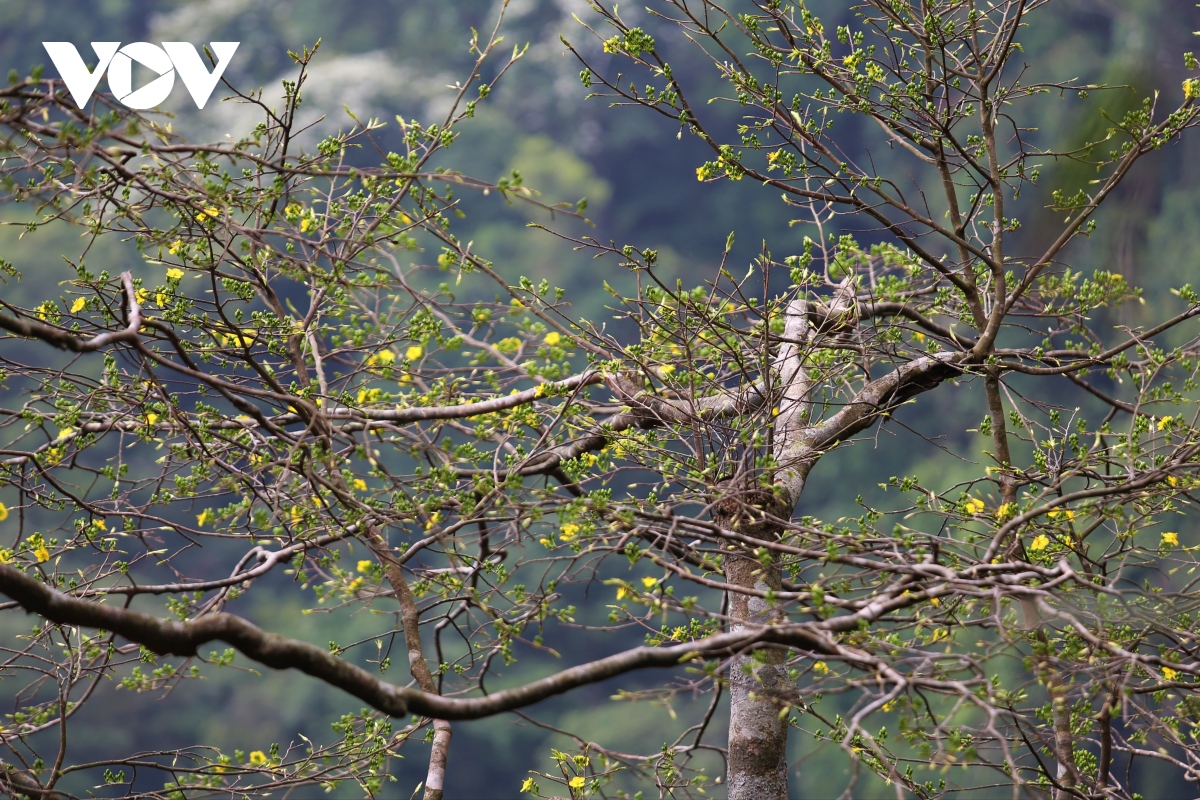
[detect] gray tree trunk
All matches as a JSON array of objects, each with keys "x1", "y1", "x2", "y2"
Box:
[
  {"x1": 725, "y1": 541, "x2": 790, "y2": 800},
  {"x1": 721, "y1": 282, "x2": 857, "y2": 798}
]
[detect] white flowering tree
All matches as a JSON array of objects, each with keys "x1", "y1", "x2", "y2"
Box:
[{"x1": 2, "y1": 3, "x2": 1200, "y2": 800}]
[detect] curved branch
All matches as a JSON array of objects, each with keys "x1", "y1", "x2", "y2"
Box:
[
  {"x1": 0, "y1": 271, "x2": 141, "y2": 352},
  {"x1": 0, "y1": 563, "x2": 828, "y2": 721}
]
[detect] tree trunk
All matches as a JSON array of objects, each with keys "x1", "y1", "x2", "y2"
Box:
[
  {"x1": 1021, "y1": 601, "x2": 1077, "y2": 799},
  {"x1": 720, "y1": 282, "x2": 857, "y2": 798},
  {"x1": 725, "y1": 538, "x2": 790, "y2": 800},
  {"x1": 367, "y1": 529, "x2": 452, "y2": 800}
]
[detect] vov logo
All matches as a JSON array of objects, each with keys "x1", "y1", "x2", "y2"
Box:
[{"x1": 41, "y1": 42, "x2": 239, "y2": 110}]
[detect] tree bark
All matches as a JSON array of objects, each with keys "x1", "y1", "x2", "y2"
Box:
[
  {"x1": 1021, "y1": 603, "x2": 1077, "y2": 799},
  {"x1": 366, "y1": 530, "x2": 452, "y2": 800},
  {"x1": 724, "y1": 531, "x2": 790, "y2": 800},
  {"x1": 1042, "y1": 632, "x2": 1078, "y2": 800},
  {"x1": 720, "y1": 286, "x2": 855, "y2": 798},
  {"x1": 0, "y1": 759, "x2": 60, "y2": 800}
]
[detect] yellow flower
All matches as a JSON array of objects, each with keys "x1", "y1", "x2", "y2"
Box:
[
  {"x1": 352, "y1": 478, "x2": 367, "y2": 491},
  {"x1": 70, "y1": 297, "x2": 86, "y2": 313},
  {"x1": 166, "y1": 267, "x2": 184, "y2": 280},
  {"x1": 248, "y1": 750, "x2": 267, "y2": 765},
  {"x1": 196, "y1": 509, "x2": 214, "y2": 527},
  {"x1": 156, "y1": 292, "x2": 167, "y2": 307},
  {"x1": 615, "y1": 585, "x2": 627, "y2": 600},
  {"x1": 539, "y1": 537, "x2": 554, "y2": 547},
  {"x1": 0, "y1": 549, "x2": 11, "y2": 564},
  {"x1": 813, "y1": 661, "x2": 829, "y2": 674},
  {"x1": 406, "y1": 345, "x2": 423, "y2": 361},
  {"x1": 520, "y1": 777, "x2": 537, "y2": 794},
  {"x1": 0, "y1": 501, "x2": 8, "y2": 522},
  {"x1": 930, "y1": 596, "x2": 940, "y2": 607},
  {"x1": 1047, "y1": 508, "x2": 1075, "y2": 521},
  {"x1": 300, "y1": 217, "x2": 313, "y2": 232},
  {"x1": 544, "y1": 331, "x2": 562, "y2": 346},
  {"x1": 1157, "y1": 416, "x2": 1173, "y2": 431},
  {"x1": 658, "y1": 364, "x2": 675, "y2": 376},
  {"x1": 996, "y1": 502, "x2": 1017, "y2": 521},
  {"x1": 203, "y1": 206, "x2": 219, "y2": 217},
  {"x1": 1162, "y1": 531, "x2": 1180, "y2": 547},
  {"x1": 357, "y1": 560, "x2": 373, "y2": 573},
  {"x1": 376, "y1": 349, "x2": 396, "y2": 365},
  {"x1": 569, "y1": 776, "x2": 586, "y2": 790},
  {"x1": 964, "y1": 498, "x2": 986, "y2": 516},
  {"x1": 34, "y1": 544, "x2": 50, "y2": 563},
  {"x1": 146, "y1": 413, "x2": 158, "y2": 426},
  {"x1": 641, "y1": 576, "x2": 658, "y2": 589},
  {"x1": 1030, "y1": 534, "x2": 1050, "y2": 552},
  {"x1": 1169, "y1": 475, "x2": 1179, "y2": 487},
  {"x1": 136, "y1": 288, "x2": 149, "y2": 306},
  {"x1": 57, "y1": 427, "x2": 75, "y2": 440},
  {"x1": 357, "y1": 387, "x2": 384, "y2": 405},
  {"x1": 1185, "y1": 79, "x2": 1199, "y2": 100},
  {"x1": 695, "y1": 166, "x2": 707, "y2": 181},
  {"x1": 168, "y1": 240, "x2": 183, "y2": 256},
  {"x1": 1163, "y1": 666, "x2": 1179, "y2": 681},
  {"x1": 560, "y1": 523, "x2": 580, "y2": 541}
]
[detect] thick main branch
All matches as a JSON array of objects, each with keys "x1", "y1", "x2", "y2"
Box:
[{"x1": 0, "y1": 563, "x2": 832, "y2": 721}]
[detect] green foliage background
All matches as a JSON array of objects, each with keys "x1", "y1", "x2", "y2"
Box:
[{"x1": 1, "y1": 1, "x2": 1198, "y2": 796}]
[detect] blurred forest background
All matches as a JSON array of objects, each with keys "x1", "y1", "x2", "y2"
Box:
[{"x1": 1, "y1": 0, "x2": 1199, "y2": 797}]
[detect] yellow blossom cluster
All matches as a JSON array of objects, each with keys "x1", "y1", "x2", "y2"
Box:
[{"x1": 963, "y1": 497, "x2": 985, "y2": 516}]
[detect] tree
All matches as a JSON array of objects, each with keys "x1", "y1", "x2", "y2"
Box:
[{"x1": 1, "y1": 1, "x2": 1199, "y2": 798}]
